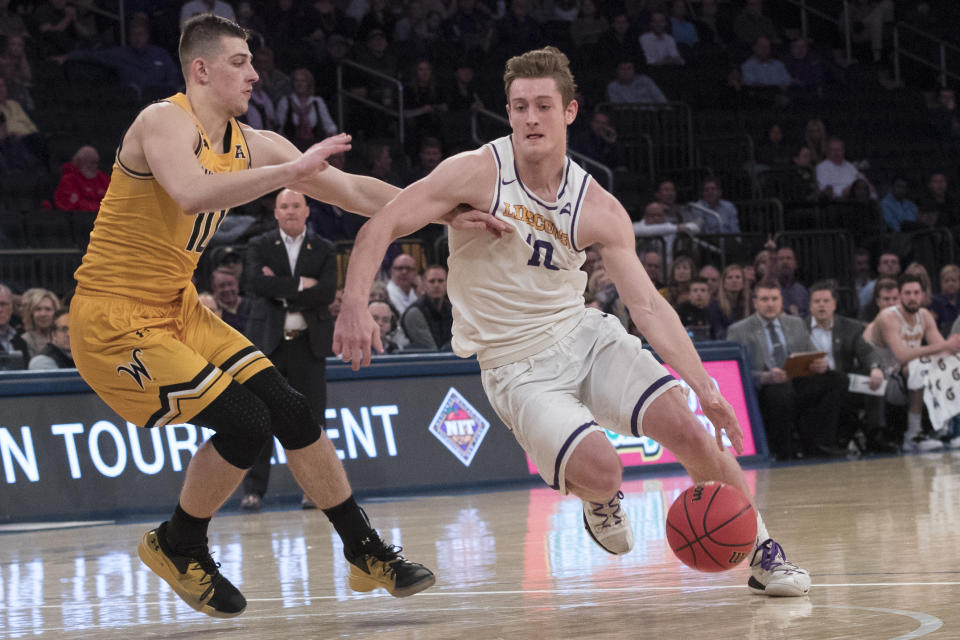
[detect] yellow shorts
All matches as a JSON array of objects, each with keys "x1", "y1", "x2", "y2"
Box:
[{"x1": 71, "y1": 285, "x2": 272, "y2": 428}]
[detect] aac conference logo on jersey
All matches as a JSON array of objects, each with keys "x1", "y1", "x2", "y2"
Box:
[{"x1": 428, "y1": 387, "x2": 490, "y2": 467}]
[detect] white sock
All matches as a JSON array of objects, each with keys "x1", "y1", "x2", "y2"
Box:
[
  {"x1": 906, "y1": 412, "x2": 922, "y2": 439},
  {"x1": 755, "y1": 511, "x2": 770, "y2": 547}
]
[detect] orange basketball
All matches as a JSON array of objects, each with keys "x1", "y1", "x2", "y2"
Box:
[{"x1": 666, "y1": 482, "x2": 757, "y2": 572}]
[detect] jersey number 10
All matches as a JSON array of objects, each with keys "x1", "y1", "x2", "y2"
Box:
[{"x1": 186, "y1": 210, "x2": 227, "y2": 253}]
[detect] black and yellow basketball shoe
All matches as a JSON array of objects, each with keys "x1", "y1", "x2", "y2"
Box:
[
  {"x1": 137, "y1": 522, "x2": 247, "y2": 618},
  {"x1": 345, "y1": 531, "x2": 436, "y2": 597}
]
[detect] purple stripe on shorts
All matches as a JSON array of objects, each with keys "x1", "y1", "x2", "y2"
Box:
[
  {"x1": 551, "y1": 420, "x2": 598, "y2": 491},
  {"x1": 630, "y1": 374, "x2": 676, "y2": 437}
]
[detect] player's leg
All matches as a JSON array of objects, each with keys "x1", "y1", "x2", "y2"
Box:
[
  {"x1": 241, "y1": 367, "x2": 435, "y2": 598},
  {"x1": 903, "y1": 362, "x2": 942, "y2": 451},
  {"x1": 182, "y1": 289, "x2": 435, "y2": 598},
  {"x1": 479, "y1": 325, "x2": 629, "y2": 554}
]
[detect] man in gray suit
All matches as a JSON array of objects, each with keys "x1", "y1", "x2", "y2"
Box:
[
  {"x1": 240, "y1": 188, "x2": 338, "y2": 509},
  {"x1": 806, "y1": 281, "x2": 895, "y2": 453},
  {"x1": 727, "y1": 279, "x2": 848, "y2": 459}
]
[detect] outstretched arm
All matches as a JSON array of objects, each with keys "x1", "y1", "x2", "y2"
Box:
[
  {"x1": 578, "y1": 183, "x2": 743, "y2": 453},
  {"x1": 880, "y1": 311, "x2": 960, "y2": 364},
  {"x1": 334, "y1": 148, "x2": 501, "y2": 369}
]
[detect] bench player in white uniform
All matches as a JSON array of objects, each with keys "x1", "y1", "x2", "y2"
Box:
[{"x1": 334, "y1": 47, "x2": 810, "y2": 597}]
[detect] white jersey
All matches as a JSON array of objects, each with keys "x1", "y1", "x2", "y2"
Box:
[{"x1": 448, "y1": 135, "x2": 591, "y2": 369}]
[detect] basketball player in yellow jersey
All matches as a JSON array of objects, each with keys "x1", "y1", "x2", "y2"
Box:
[{"x1": 71, "y1": 15, "x2": 507, "y2": 619}]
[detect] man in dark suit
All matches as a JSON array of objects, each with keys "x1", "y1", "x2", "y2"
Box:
[
  {"x1": 240, "y1": 188, "x2": 338, "y2": 510},
  {"x1": 806, "y1": 281, "x2": 895, "y2": 453},
  {"x1": 726, "y1": 279, "x2": 848, "y2": 459}
]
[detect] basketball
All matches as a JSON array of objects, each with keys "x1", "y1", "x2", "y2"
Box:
[{"x1": 666, "y1": 482, "x2": 757, "y2": 572}]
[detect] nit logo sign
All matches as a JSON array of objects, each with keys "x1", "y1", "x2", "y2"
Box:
[{"x1": 428, "y1": 387, "x2": 490, "y2": 467}]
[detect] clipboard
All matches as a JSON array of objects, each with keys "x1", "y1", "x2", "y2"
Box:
[{"x1": 784, "y1": 351, "x2": 826, "y2": 379}]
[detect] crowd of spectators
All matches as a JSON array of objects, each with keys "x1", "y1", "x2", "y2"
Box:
[{"x1": 4, "y1": 1, "x2": 960, "y2": 465}]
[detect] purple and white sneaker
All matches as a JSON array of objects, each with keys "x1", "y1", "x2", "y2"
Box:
[
  {"x1": 582, "y1": 491, "x2": 634, "y2": 555},
  {"x1": 748, "y1": 539, "x2": 811, "y2": 597}
]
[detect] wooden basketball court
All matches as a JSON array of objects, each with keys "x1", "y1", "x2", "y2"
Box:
[{"x1": 2, "y1": 453, "x2": 958, "y2": 639}]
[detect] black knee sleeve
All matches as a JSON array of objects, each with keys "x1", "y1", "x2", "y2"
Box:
[
  {"x1": 244, "y1": 367, "x2": 322, "y2": 450},
  {"x1": 191, "y1": 380, "x2": 273, "y2": 469}
]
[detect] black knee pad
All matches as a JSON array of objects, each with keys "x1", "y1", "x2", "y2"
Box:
[
  {"x1": 244, "y1": 367, "x2": 321, "y2": 450},
  {"x1": 191, "y1": 380, "x2": 273, "y2": 469}
]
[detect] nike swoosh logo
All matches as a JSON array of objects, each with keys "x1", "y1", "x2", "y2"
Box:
[{"x1": 501, "y1": 178, "x2": 517, "y2": 185}]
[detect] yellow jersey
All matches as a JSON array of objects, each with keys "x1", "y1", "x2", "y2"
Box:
[{"x1": 75, "y1": 93, "x2": 252, "y2": 305}]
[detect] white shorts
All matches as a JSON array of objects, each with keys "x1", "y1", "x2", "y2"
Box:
[
  {"x1": 481, "y1": 308, "x2": 679, "y2": 494},
  {"x1": 906, "y1": 358, "x2": 925, "y2": 391}
]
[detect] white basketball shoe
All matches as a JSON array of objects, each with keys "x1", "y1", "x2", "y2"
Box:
[
  {"x1": 902, "y1": 434, "x2": 944, "y2": 453},
  {"x1": 582, "y1": 490, "x2": 634, "y2": 555},
  {"x1": 748, "y1": 539, "x2": 811, "y2": 597}
]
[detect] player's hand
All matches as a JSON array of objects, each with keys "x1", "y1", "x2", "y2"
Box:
[
  {"x1": 292, "y1": 133, "x2": 352, "y2": 181},
  {"x1": 332, "y1": 296, "x2": 383, "y2": 371},
  {"x1": 700, "y1": 389, "x2": 743, "y2": 454},
  {"x1": 443, "y1": 205, "x2": 514, "y2": 238},
  {"x1": 767, "y1": 367, "x2": 788, "y2": 384}
]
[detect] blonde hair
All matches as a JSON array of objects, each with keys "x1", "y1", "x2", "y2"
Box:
[
  {"x1": 20, "y1": 288, "x2": 62, "y2": 332},
  {"x1": 717, "y1": 264, "x2": 751, "y2": 321},
  {"x1": 503, "y1": 46, "x2": 577, "y2": 107}
]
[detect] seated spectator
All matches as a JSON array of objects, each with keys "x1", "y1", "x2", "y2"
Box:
[
  {"x1": 394, "y1": 0, "x2": 427, "y2": 43},
  {"x1": 861, "y1": 257, "x2": 902, "y2": 321},
  {"x1": 443, "y1": 0, "x2": 493, "y2": 55},
  {"x1": 816, "y1": 137, "x2": 874, "y2": 200},
  {"x1": 661, "y1": 255, "x2": 695, "y2": 306},
  {"x1": 360, "y1": 0, "x2": 397, "y2": 43},
  {"x1": 669, "y1": 0, "x2": 698, "y2": 47},
  {"x1": 386, "y1": 253, "x2": 420, "y2": 314},
  {"x1": 716, "y1": 263, "x2": 752, "y2": 331},
  {"x1": 640, "y1": 250, "x2": 665, "y2": 289},
  {"x1": 841, "y1": 0, "x2": 894, "y2": 63},
  {"x1": 880, "y1": 176, "x2": 918, "y2": 232},
  {"x1": 0, "y1": 284, "x2": 28, "y2": 369},
  {"x1": 853, "y1": 247, "x2": 874, "y2": 311},
  {"x1": 570, "y1": 109, "x2": 619, "y2": 168},
  {"x1": 781, "y1": 146, "x2": 820, "y2": 201},
  {"x1": 403, "y1": 59, "x2": 447, "y2": 153},
  {"x1": 369, "y1": 299, "x2": 404, "y2": 353},
  {"x1": 784, "y1": 37, "x2": 828, "y2": 91},
  {"x1": 406, "y1": 136, "x2": 444, "y2": 184},
  {"x1": 18, "y1": 288, "x2": 61, "y2": 359},
  {"x1": 917, "y1": 172, "x2": 958, "y2": 227},
  {"x1": 605, "y1": 60, "x2": 667, "y2": 104},
  {"x1": 235, "y1": 1, "x2": 266, "y2": 47},
  {"x1": 928, "y1": 87, "x2": 960, "y2": 139},
  {"x1": 570, "y1": 0, "x2": 607, "y2": 48},
  {"x1": 733, "y1": 0, "x2": 780, "y2": 48},
  {"x1": 180, "y1": 0, "x2": 235, "y2": 27},
  {"x1": 0, "y1": 111, "x2": 41, "y2": 173},
  {"x1": 198, "y1": 291, "x2": 221, "y2": 317},
  {"x1": 776, "y1": 246, "x2": 809, "y2": 316},
  {"x1": 676, "y1": 276, "x2": 722, "y2": 340},
  {"x1": 864, "y1": 274, "x2": 960, "y2": 452},
  {"x1": 804, "y1": 118, "x2": 828, "y2": 164},
  {"x1": 277, "y1": 68, "x2": 337, "y2": 152},
  {"x1": 640, "y1": 11, "x2": 684, "y2": 66},
  {"x1": 806, "y1": 281, "x2": 891, "y2": 453},
  {"x1": 33, "y1": 0, "x2": 96, "y2": 61},
  {"x1": 0, "y1": 0, "x2": 28, "y2": 40},
  {"x1": 757, "y1": 123, "x2": 792, "y2": 168},
  {"x1": 633, "y1": 202, "x2": 697, "y2": 268},
  {"x1": 401, "y1": 264, "x2": 453, "y2": 350},
  {"x1": 726, "y1": 279, "x2": 848, "y2": 459},
  {"x1": 741, "y1": 37, "x2": 791, "y2": 88},
  {"x1": 655, "y1": 179, "x2": 695, "y2": 225},
  {"x1": 753, "y1": 248, "x2": 773, "y2": 282},
  {"x1": 699, "y1": 264, "x2": 720, "y2": 297},
  {"x1": 690, "y1": 177, "x2": 739, "y2": 234},
  {"x1": 72, "y1": 18, "x2": 180, "y2": 97},
  {"x1": 695, "y1": 0, "x2": 734, "y2": 46},
  {"x1": 0, "y1": 77, "x2": 41, "y2": 159},
  {"x1": 492, "y1": 0, "x2": 541, "y2": 60},
  {"x1": 1, "y1": 34, "x2": 33, "y2": 110},
  {"x1": 597, "y1": 12, "x2": 640, "y2": 69},
  {"x1": 241, "y1": 78, "x2": 277, "y2": 131},
  {"x1": 54, "y1": 145, "x2": 110, "y2": 212},
  {"x1": 252, "y1": 47, "x2": 292, "y2": 106},
  {"x1": 366, "y1": 141, "x2": 404, "y2": 187},
  {"x1": 931, "y1": 264, "x2": 960, "y2": 337},
  {"x1": 211, "y1": 268, "x2": 251, "y2": 332},
  {"x1": 28, "y1": 308, "x2": 73, "y2": 369}
]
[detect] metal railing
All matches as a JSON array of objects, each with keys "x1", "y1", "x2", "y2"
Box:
[
  {"x1": 0, "y1": 249, "x2": 82, "y2": 297},
  {"x1": 893, "y1": 22, "x2": 960, "y2": 89},
  {"x1": 469, "y1": 109, "x2": 615, "y2": 193},
  {"x1": 336, "y1": 59, "x2": 405, "y2": 144},
  {"x1": 600, "y1": 102, "x2": 695, "y2": 174}
]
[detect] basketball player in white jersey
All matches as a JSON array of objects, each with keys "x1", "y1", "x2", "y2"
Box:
[
  {"x1": 869, "y1": 273, "x2": 960, "y2": 451},
  {"x1": 334, "y1": 47, "x2": 810, "y2": 596}
]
